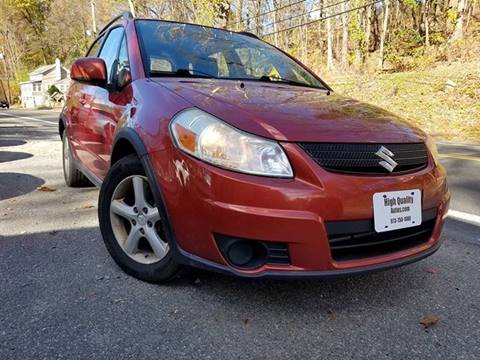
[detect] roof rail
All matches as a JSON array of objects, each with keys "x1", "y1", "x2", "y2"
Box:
[
  {"x1": 98, "y1": 11, "x2": 134, "y2": 36},
  {"x1": 237, "y1": 31, "x2": 260, "y2": 39}
]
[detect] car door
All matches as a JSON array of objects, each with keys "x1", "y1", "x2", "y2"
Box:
[
  {"x1": 67, "y1": 33, "x2": 105, "y2": 167},
  {"x1": 76, "y1": 26, "x2": 125, "y2": 180},
  {"x1": 94, "y1": 32, "x2": 134, "y2": 178}
]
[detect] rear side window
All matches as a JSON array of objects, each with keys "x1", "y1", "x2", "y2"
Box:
[
  {"x1": 98, "y1": 27, "x2": 124, "y2": 83},
  {"x1": 87, "y1": 35, "x2": 104, "y2": 57}
]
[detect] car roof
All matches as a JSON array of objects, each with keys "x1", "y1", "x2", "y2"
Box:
[{"x1": 98, "y1": 12, "x2": 259, "y2": 43}]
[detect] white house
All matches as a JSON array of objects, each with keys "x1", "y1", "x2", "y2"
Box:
[{"x1": 20, "y1": 59, "x2": 70, "y2": 108}]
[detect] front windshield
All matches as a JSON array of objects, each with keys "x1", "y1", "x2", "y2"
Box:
[{"x1": 135, "y1": 20, "x2": 327, "y2": 89}]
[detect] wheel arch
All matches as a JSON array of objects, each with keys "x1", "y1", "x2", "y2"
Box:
[
  {"x1": 58, "y1": 114, "x2": 65, "y2": 139},
  {"x1": 111, "y1": 127, "x2": 148, "y2": 166},
  {"x1": 109, "y1": 128, "x2": 241, "y2": 274},
  {"x1": 110, "y1": 128, "x2": 186, "y2": 263}
]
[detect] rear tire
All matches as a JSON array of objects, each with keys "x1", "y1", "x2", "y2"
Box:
[
  {"x1": 98, "y1": 154, "x2": 181, "y2": 283},
  {"x1": 62, "y1": 130, "x2": 91, "y2": 187}
]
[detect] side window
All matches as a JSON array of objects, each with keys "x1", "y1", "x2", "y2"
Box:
[
  {"x1": 98, "y1": 27, "x2": 124, "y2": 83},
  {"x1": 116, "y1": 35, "x2": 131, "y2": 88},
  {"x1": 87, "y1": 35, "x2": 104, "y2": 57}
]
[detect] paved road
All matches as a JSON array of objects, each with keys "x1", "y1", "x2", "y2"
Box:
[{"x1": 1, "y1": 109, "x2": 479, "y2": 359}]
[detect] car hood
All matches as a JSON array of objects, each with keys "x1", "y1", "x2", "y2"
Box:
[{"x1": 155, "y1": 78, "x2": 426, "y2": 143}]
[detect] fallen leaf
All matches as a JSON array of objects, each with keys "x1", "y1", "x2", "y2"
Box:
[
  {"x1": 37, "y1": 185, "x2": 56, "y2": 192},
  {"x1": 420, "y1": 315, "x2": 440, "y2": 329},
  {"x1": 79, "y1": 203, "x2": 94, "y2": 209},
  {"x1": 425, "y1": 268, "x2": 437, "y2": 274}
]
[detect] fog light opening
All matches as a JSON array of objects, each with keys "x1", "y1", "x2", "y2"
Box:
[{"x1": 215, "y1": 235, "x2": 268, "y2": 270}]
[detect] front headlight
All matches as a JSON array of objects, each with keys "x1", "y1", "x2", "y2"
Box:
[{"x1": 170, "y1": 108, "x2": 293, "y2": 178}]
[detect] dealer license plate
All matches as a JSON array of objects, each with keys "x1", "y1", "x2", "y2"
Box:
[{"x1": 373, "y1": 189, "x2": 422, "y2": 233}]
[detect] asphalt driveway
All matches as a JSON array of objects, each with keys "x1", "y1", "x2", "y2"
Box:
[{"x1": 1, "y1": 110, "x2": 479, "y2": 359}]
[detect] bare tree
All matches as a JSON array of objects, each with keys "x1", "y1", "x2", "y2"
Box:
[
  {"x1": 424, "y1": 0, "x2": 430, "y2": 46},
  {"x1": 272, "y1": 0, "x2": 279, "y2": 47},
  {"x1": 452, "y1": 0, "x2": 467, "y2": 41},
  {"x1": 378, "y1": 0, "x2": 390, "y2": 69},
  {"x1": 341, "y1": 0, "x2": 349, "y2": 68},
  {"x1": 236, "y1": 0, "x2": 244, "y2": 30},
  {"x1": 326, "y1": 1, "x2": 334, "y2": 70},
  {"x1": 365, "y1": 3, "x2": 373, "y2": 52}
]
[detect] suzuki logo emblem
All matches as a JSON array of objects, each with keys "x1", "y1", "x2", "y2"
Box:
[{"x1": 375, "y1": 146, "x2": 398, "y2": 172}]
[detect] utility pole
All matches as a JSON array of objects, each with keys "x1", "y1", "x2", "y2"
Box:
[
  {"x1": 128, "y1": 0, "x2": 136, "y2": 17},
  {"x1": 0, "y1": 53, "x2": 11, "y2": 104},
  {"x1": 91, "y1": 0, "x2": 97, "y2": 35}
]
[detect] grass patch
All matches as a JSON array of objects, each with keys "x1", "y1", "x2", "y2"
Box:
[{"x1": 325, "y1": 61, "x2": 480, "y2": 142}]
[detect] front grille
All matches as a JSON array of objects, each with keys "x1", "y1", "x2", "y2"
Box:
[
  {"x1": 326, "y1": 208, "x2": 437, "y2": 261},
  {"x1": 298, "y1": 143, "x2": 428, "y2": 175}
]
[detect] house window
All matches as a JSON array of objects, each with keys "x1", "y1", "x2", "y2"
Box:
[{"x1": 33, "y1": 83, "x2": 41, "y2": 92}]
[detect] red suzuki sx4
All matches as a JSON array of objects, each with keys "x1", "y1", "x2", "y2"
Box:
[{"x1": 61, "y1": 13, "x2": 450, "y2": 282}]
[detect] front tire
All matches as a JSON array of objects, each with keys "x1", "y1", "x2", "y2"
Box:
[{"x1": 98, "y1": 155, "x2": 181, "y2": 283}]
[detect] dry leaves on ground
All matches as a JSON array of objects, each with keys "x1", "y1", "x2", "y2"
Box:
[
  {"x1": 419, "y1": 314, "x2": 440, "y2": 329},
  {"x1": 37, "y1": 185, "x2": 56, "y2": 192}
]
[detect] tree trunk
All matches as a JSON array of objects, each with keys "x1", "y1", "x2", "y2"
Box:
[
  {"x1": 326, "y1": 10, "x2": 334, "y2": 70},
  {"x1": 0, "y1": 80, "x2": 7, "y2": 102},
  {"x1": 341, "y1": 1, "x2": 349, "y2": 68},
  {"x1": 253, "y1": 0, "x2": 262, "y2": 36},
  {"x1": 317, "y1": 0, "x2": 324, "y2": 52},
  {"x1": 424, "y1": 0, "x2": 430, "y2": 46},
  {"x1": 90, "y1": 1, "x2": 97, "y2": 35},
  {"x1": 378, "y1": 0, "x2": 390, "y2": 69},
  {"x1": 272, "y1": 0, "x2": 279, "y2": 47},
  {"x1": 452, "y1": 0, "x2": 466, "y2": 40},
  {"x1": 365, "y1": 4, "x2": 372, "y2": 52},
  {"x1": 128, "y1": 0, "x2": 136, "y2": 17},
  {"x1": 236, "y1": 0, "x2": 244, "y2": 30}
]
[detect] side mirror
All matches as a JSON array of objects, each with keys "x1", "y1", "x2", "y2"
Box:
[{"x1": 71, "y1": 57, "x2": 107, "y2": 86}]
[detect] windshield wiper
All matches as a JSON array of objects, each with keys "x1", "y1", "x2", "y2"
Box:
[
  {"x1": 150, "y1": 70, "x2": 329, "y2": 91},
  {"x1": 256, "y1": 75, "x2": 324, "y2": 89},
  {"x1": 150, "y1": 68, "x2": 218, "y2": 79}
]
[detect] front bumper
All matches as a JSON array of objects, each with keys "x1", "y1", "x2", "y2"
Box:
[{"x1": 149, "y1": 142, "x2": 450, "y2": 278}]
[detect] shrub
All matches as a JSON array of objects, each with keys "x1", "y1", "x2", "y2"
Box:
[{"x1": 385, "y1": 28, "x2": 424, "y2": 71}]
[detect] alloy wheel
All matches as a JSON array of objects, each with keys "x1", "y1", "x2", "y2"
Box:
[{"x1": 110, "y1": 175, "x2": 169, "y2": 264}]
